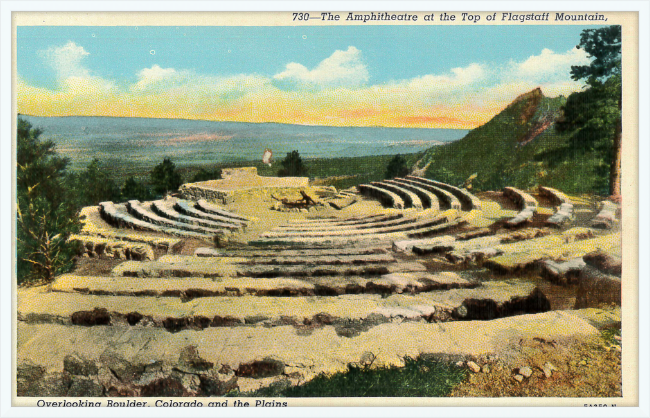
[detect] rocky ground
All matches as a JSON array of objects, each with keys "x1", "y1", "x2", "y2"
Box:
[{"x1": 16, "y1": 182, "x2": 624, "y2": 398}]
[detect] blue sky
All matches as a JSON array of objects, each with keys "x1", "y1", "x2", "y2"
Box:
[{"x1": 17, "y1": 25, "x2": 604, "y2": 128}]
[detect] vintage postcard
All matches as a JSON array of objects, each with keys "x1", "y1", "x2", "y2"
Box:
[{"x1": 6, "y1": 6, "x2": 645, "y2": 413}]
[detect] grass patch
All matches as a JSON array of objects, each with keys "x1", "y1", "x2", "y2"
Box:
[
  {"x1": 231, "y1": 357, "x2": 467, "y2": 397},
  {"x1": 601, "y1": 327, "x2": 622, "y2": 346}
]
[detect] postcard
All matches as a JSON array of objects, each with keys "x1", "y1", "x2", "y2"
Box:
[{"x1": 5, "y1": 6, "x2": 645, "y2": 413}]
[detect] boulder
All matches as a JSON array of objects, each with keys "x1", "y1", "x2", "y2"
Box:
[
  {"x1": 63, "y1": 353, "x2": 98, "y2": 376},
  {"x1": 540, "y1": 258, "x2": 586, "y2": 285},
  {"x1": 583, "y1": 251, "x2": 622, "y2": 276},
  {"x1": 574, "y1": 265, "x2": 621, "y2": 309}
]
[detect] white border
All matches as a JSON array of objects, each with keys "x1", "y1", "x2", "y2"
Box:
[{"x1": 1, "y1": 1, "x2": 648, "y2": 418}]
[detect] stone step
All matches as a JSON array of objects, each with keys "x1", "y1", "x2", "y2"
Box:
[
  {"x1": 289, "y1": 213, "x2": 401, "y2": 225},
  {"x1": 51, "y1": 272, "x2": 477, "y2": 299},
  {"x1": 195, "y1": 199, "x2": 249, "y2": 222},
  {"x1": 405, "y1": 176, "x2": 481, "y2": 210},
  {"x1": 99, "y1": 202, "x2": 213, "y2": 241},
  {"x1": 483, "y1": 232, "x2": 620, "y2": 274},
  {"x1": 371, "y1": 181, "x2": 423, "y2": 209},
  {"x1": 413, "y1": 228, "x2": 553, "y2": 257},
  {"x1": 236, "y1": 253, "x2": 397, "y2": 266},
  {"x1": 126, "y1": 200, "x2": 222, "y2": 237},
  {"x1": 358, "y1": 184, "x2": 405, "y2": 209},
  {"x1": 262, "y1": 211, "x2": 456, "y2": 238},
  {"x1": 201, "y1": 247, "x2": 389, "y2": 258},
  {"x1": 16, "y1": 308, "x2": 617, "y2": 395},
  {"x1": 151, "y1": 200, "x2": 241, "y2": 230},
  {"x1": 272, "y1": 213, "x2": 421, "y2": 232},
  {"x1": 174, "y1": 200, "x2": 247, "y2": 226},
  {"x1": 393, "y1": 236, "x2": 456, "y2": 253},
  {"x1": 68, "y1": 235, "x2": 154, "y2": 261},
  {"x1": 111, "y1": 256, "x2": 427, "y2": 278},
  {"x1": 250, "y1": 219, "x2": 464, "y2": 247},
  {"x1": 405, "y1": 218, "x2": 467, "y2": 239},
  {"x1": 18, "y1": 281, "x2": 549, "y2": 332},
  {"x1": 398, "y1": 177, "x2": 462, "y2": 211}
]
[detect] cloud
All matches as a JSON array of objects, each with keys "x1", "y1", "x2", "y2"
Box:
[
  {"x1": 510, "y1": 47, "x2": 590, "y2": 82},
  {"x1": 132, "y1": 65, "x2": 180, "y2": 91},
  {"x1": 273, "y1": 46, "x2": 369, "y2": 88},
  {"x1": 41, "y1": 41, "x2": 91, "y2": 79}
]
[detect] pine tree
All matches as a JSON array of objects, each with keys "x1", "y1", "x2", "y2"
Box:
[
  {"x1": 558, "y1": 25, "x2": 622, "y2": 198},
  {"x1": 16, "y1": 118, "x2": 80, "y2": 284},
  {"x1": 150, "y1": 158, "x2": 183, "y2": 196},
  {"x1": 121, "y1": 176, "x2": 151, "y2": 201},
  {"x1": 384, "y1": 154, "x2": 410, "y2": 179},
  {"x1": 278, "y1": 150, "x2": 308, "y2": 177},
  {"x1": 70, "y1": 158, "x2": 121, "y2": 206}
]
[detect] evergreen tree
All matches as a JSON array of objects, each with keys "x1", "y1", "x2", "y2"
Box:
[
  {"x1": 557, "y1": 25, "x2": 622, "y2": 197},
  {"x1": 16, "y1": 118, "x2": 80, "y2": 284},
  {"x1": 71, "y1": 158, "x2": 121, "y2": 206},
  {"x1": 150, "y1": 158, "x2": 183, "y2": 196},
  {"x1": 121, "y1": 176, "x2": 151, "y2": 201},
  {"x1": 278, "y1": 150, "x2": 308, "y2": 177},
  {"x1": 384, "y1": 154, "x2": 410, "y2": 179}
]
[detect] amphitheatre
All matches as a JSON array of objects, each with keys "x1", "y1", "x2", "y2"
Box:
[{"x1": 16, "y1": 166, "x2": 622, "y2": 397}]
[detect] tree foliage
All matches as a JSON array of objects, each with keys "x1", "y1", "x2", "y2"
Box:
[
  {"x1": 16, "y1": 118, "x2": 80, "y2": 284},
  {"x1": 70, "y1": 158, "x2": 121, "y2": 206},
  {"x1": 121, "y1": 176, "x2": 152, "y2": 201},
  {"x1": 557, "y1": 25, "x2": 622, "y2": 196},
  {"x1": 384, "y1": 154, "x2": 410, "y2": 179},
  {"x1": 150, "y1": 157, "x2": 183, "y2": 196},
  {"x1": 278, "y1": 150, "x2": 308, "y2": 177}
]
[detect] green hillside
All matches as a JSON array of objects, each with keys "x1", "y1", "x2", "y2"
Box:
[{"x1": 418, "y1": 88, "x2": 610, "y2": 195}]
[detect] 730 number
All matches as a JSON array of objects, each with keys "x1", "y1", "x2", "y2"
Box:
[{"x1": 293, "y1": 13, "x2": 310, "y2": 21}]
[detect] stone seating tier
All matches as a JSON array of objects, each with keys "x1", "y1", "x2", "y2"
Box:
[
  {"x1": 405, "y1": 176, "x2": 482, "y2": 210},
  {"x1": 370, "y1": 181, "x2": 423, "y2": 209},
  {"x1": 358, "y1": 184, "x2": 405, "y2": 209},
  {"x1": 397, "y1": 178, "x2": 461, "y2": 211}
]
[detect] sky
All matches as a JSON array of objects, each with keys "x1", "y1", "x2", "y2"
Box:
[{"x1": 17, "y1": 25, "x2": 602, "y2": 129}]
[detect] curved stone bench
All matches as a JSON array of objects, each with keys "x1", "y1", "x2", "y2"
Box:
[
  {"x1": 175, "y1": 200, "x2": 247, "y2": 227},
  {"x1": 99, "y1": 202, "x2": 212, "y2": 240},
  {"x1": 590, "y1": 201, "x2": 618, "y2": 229},
  {"x1": 539, "y1": 186, "x2": 573, "y2": 227},
  {"x1": 397, "y1": 178, "x2": 461, "y2": 211},
  {"x1": 152, "y1": 200, "x2": 240, "y2": 231},
  {"x1": 288, "y1": 213, "x2": 403, "y2": 226},
  {"x1": 195, "y1": 199, "x2": 249, "y2": 222},
  {"x1": 406, "y1": 176, "x2": 482, "y2": 210},
  {"x1": 100, "y1": 201, "x2": 164, "y2": 233},
  {"x1": 502, "y1": 187, "x2": 538, "y2": 227},
  {"x1": 261, "y1": 212, "x2": 455, "y2": 238},
  {"x1": 503, "y1": 187, "x2": 538, "y2": 210},
  {"x1": 273, "y1": 214, "x2": 418, "y2": 232},
  {"x1": 127, "y1": 200, "x2": 222, "y2": 236},
  {"x1": 358, "y1": 184, "x2": 405, "y2": 209},
  {"x1": 371, "y1": 181, "x2": 423, "y2": 209},
  {"x1": 538, "y1": 186, "x2": 571, "y2": 205},
  {"x1": 383, "y1": 179, "x2": 439, "y2": 211}
]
